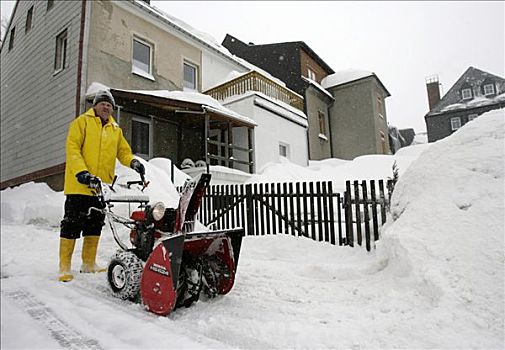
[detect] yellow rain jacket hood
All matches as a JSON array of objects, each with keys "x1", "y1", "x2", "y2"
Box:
[{"x1": 64, "y1": 108, "x2": 135, "y2": 195}]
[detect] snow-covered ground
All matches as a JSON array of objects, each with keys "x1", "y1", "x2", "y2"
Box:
[{"x1": 1, "y1": 109, "x2": 504, "y2": 349}]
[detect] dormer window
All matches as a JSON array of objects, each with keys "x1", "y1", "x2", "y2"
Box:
[
  {"x1": 461, "y1": 88, "x2": 473, "y2": 100},
  {"x1": 307, "y1": 68, "x2": 316, "y2": 81},
  {"x1": 483, "y1": 83, "x2": 495, "y2": 96}
]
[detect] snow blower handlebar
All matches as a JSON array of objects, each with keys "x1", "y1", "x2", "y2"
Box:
[{"x1": 86, "y1": 175, "x2": 149, "y2": 251}]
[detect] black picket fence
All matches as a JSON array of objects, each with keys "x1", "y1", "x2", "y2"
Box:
[{"x1": 179, "y1": 179, "x2": 393, "y2": 251}]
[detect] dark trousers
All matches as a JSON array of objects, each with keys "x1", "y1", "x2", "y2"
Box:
[{"x1": 60, "y1": 195, "x2": 105, "y2": 239}]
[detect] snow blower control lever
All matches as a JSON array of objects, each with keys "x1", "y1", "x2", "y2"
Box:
[{"x1": 127, "y1": 173, "x2": 149, "y2": 191}]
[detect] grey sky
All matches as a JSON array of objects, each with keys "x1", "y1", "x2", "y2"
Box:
[{"x1": 2, "y1": 1, "x2": 504, "y2": 133}]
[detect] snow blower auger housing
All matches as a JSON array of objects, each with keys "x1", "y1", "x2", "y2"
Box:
[{"x1": 90, "y1": 173, "x2": 244, "y2": 316}]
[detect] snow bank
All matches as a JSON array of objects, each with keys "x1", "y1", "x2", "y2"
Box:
[
  {"x1": 0, "y1": 182, "x2": 64, "y2": 226},
  {"x1": 377, "y1": 108, "x2": 505, "y2": 347},
  {"x1": 0, "y1": 159, "x2": 187, "y2": 226}
]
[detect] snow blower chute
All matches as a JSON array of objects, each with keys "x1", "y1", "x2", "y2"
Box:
[{"x1": 90, "y1": 173, "x2": 244, "y2": 316}]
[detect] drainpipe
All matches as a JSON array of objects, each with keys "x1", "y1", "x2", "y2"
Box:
[
  {"x1": 116, "y1": 105, "x2": 121, "y2": 124},
  {"x1": 75, "y1": 0, "x2": 87, "y2": 116}
]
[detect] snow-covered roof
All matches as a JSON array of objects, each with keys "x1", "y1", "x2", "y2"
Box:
[
  {"x1": 222, "y1": 90, "x2": 308, "y2": 128},
  {"x1": 321, "y1": 69, "x2": 374, "y2": 89},
  {"x1": 86, "y1": 82, "x2": 257, "y2": 126},
  {"x1": 130, "y1": 0, "x2": 287, "y2": 88},
  {"x1": 426, "y1": 67, "x2": 505, "y2": 116}
]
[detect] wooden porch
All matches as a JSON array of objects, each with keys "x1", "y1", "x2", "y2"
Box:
[
  {"x1": 204, "y1": 71, "x2": 304, "y2": 111},
  {"x1": 108, "y1": 89, "x2": 256, "y2": 174}
]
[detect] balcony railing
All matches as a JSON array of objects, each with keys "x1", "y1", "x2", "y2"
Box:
[{"x1": 204, "y1": 71, "x2": 304, "y2": 111}]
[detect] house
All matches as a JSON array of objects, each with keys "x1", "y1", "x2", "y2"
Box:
[
  {"x1": 222, "y1": 35, "x2": 393, "y2": 161},
  {"x1": 222, "y1": 35, "x2": 335, "y2": 161},
  {"x1": 0, "y1": 0, "x2": 309, "y2": 189},
  {"x1": 388, "y1": 125, "x2": 405, "y2": 154},
  {"x1": 204, "y1": 71, "x2": 309, "y2": 171},
  {"x1": 399, "y1": 128, "x2": 416, "y2": 147},
  {"x1": 321, "y1": 69, "x2": 392, "y2": 159},
  {"x1": 424, "y1": 67, "x2": 505, "y2": 142}
]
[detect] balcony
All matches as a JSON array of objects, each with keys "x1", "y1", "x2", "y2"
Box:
[{"x1": 204, "y1": 71, "x2": 304, "y2": 111}]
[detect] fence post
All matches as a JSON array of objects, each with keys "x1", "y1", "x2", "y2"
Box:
[
  {"x1": 362, "y1": 180, "x2": 371, "y2": 252},
  {"x1": 245, "y1": 184, "x2": 255, "y2": 235},
  {"x1": 345, "y1": 181, "x2": 354, "y2": 247},
  {"x1": 354, "y1": 180, "x2": 362, "y2": 246}
]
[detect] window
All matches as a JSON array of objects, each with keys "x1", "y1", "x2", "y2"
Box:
[
  {"x1": 25, "y1": 6, "x2": 34, "y2": 33},
  {"x1": 461, "y1": 88, "x2": 472, "y2": 100},
  {"x1": 307, "y1": 68, "x2": 316, "y2": 81},
  {"x1": 451, "y1": 117, "x2": 462, "y2": 131},
  {"x1": 54, "y1": 29, "x2": 67, "y2": 73},
  {"x1": 132, "y1": 37, "x2": 153, "y2": 79},
  {"x1": 380, "y1": 132, "x2": 388, "y2": 154},
  {"x1": 8, "y1": 27, "x2": 15, "y2": 51},
  {"x1": 318, "y1": 111, "x2": 327, "y2": 137},
  {"x1": 483, "y1": 84, "x2": 495, "y2": 96},
  {"x1": 47, "y1": 0, "x2": 54, "y2": 11},
  {"x1": 183, "y1": 61, "x2": 198, "y2": 90},
  {"x1": 468, "y1": 114, "x2": 478, "y2": 122},
  {"x1": 377, "y1": 93, "x2": 384, "y2": 118},
  {"x1": 131, "y1": 118, "x2": 152, "y2": 159},
  {"x1": 279, "y1": 143, "x2": 290, "y2": 158}
]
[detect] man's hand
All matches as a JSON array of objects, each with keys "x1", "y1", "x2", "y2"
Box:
[
  {"x1": 130, "y1": 159, "x2": 145, "y2": 175},
  {"x1": 76, "y1": 171, "x2": 100, "y2": 188}
]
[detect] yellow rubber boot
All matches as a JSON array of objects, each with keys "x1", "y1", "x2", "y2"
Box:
[
  {"x1": 80, "y1": 236, "x2": 106, "y2": 273},
  {"x1": 59, "y1": 238, "x2": 76, "y2": 282}
]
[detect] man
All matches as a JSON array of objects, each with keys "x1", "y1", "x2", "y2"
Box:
[{"x1": 58, "y1": 90, "x2": 145, "y2": 282}]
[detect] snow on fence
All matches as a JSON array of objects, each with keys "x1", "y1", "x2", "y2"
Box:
[{"x1": 179, "y1": 180, "x2": 393, "y2": 251}]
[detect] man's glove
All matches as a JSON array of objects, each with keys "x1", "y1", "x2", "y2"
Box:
[
  {"x1": 130, "y1": 159, "x2": 145, "y2": 175},
  {"x1": 76, "y1": 171, "x2": 100, "y2": 188}
]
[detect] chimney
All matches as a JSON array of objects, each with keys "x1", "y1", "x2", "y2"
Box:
[{"x1": 425, "y1": 75, "x2": 441, "y2": 111}]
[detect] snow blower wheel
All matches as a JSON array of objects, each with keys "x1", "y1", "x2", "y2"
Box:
[{"x1": 107, "y1": 250, "x2": 143, "y2": 301}]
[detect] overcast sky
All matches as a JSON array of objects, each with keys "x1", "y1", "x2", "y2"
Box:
[{"x1": 2, "y1": 1, "x2": 504, "y2": 133}]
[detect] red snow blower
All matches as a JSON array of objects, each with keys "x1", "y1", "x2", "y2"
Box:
[{"x1": 89, "y1": 173, "x2": 244, "y2": 316}]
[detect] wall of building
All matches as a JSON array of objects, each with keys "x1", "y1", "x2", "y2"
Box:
[
  {"x1": 299, "y1": 48, "x2": 328, "y2": 84},
  {"x1": 201, "y1": 51, "x2": 247, "y2": 91},
  {"x1": 327, "y1": 78, "x2": 383, "y2": 160},
  {"x1": 222, "y1": 37, "x2": 303, "y2": 95},
  {"x1": 85, "y1": 1, "x2": 200, "y2": 93},
  {"x1": 425, "y1": 104, "x2": 503, "y2": 142},
  {"x1": 0, "y1": 0, "x2": 82, "y2": 184},
  {"x1": 305, "y1": 89, "x2": 332, "y2": 160},
  {"x1": 223, "y1": 94, "x2": 309, "y2": 171},
  {"x1": 371, "y1": 79, "x2": 391, "y2": 154}
]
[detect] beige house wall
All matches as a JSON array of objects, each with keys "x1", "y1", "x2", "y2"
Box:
[{"x1": 85, "y1": 1, "x2": 201, "y2": 92}]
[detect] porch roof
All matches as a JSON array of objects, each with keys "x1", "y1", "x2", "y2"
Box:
[{"x1": 86, "y1": 82, "x2": 257, "y2": 128}]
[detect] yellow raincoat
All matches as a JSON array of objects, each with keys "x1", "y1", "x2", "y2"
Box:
[{"x1": 63, "y1": 108, "x2": 135, "y2": 195}]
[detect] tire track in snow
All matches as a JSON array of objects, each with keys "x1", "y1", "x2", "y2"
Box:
[{"x1": 3, "y1": 289, "x2": 104, "y2": 350}]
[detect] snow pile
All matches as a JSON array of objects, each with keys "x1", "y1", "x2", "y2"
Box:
[
  {"x1": 377, "y1": 108, "x2": 505, "y2": 347},
  {"x1": 0, "y1": 182, "x2": 64, "y2": 226}
]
